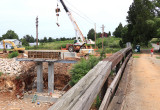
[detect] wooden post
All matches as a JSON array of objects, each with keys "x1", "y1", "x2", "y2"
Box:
[
  {"x1": 95, "y1": 23, "x2": 96, "y2": 49},
  {"x1": 36, "y1": 16, "x2": 38, "y2": 48},
  {"x1": 101, "y1": 25, "x2": 105, "y2": 50}
]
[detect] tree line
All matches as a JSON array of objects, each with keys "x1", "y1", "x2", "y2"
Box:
[
  {"x1": 0, "y1": 29, "x2": 112, "y2": 46},
  {"x1": 113, "y1": 0, "x2": 160, "y2": 47}
]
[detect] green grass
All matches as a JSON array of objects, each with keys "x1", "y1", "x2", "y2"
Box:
[
  {"x1": 156, "y1": 56, "x2": 160, "y2": 59},
  {"x1": 0, "y1": 72, "x2": 3, "y2": 76},
  {"x1": 133, "y1": 56, "x2": 140, "y2": 58},
  {"x1": 25, "y1": 40, "x2": 74, "y2": 50},
  {"x1": 24, "y1": 37, "x2": 122, "y2": 54},
  {"x1": 8, "y1": 51, "x2": 19, "y2": 58}
]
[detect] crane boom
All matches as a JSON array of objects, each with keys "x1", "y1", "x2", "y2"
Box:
[{"x1": 59, "y1": 0, "x2": 86, "y2": 44}]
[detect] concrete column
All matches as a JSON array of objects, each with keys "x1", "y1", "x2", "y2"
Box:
[
  {"x1": 37, "y1": 62, "x2": 43, "y2": 92},
  {"x1": 48, "y1": 62, "x2": 54, "y2": 93}
]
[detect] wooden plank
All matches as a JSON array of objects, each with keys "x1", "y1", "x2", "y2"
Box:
[
  {"x1": 99, "y1": 53, "x2": 132, "y2": 110},
  {"x1": 71, "y1": 62, "x2": 112, "y2": 110},
  {"x1": 48, "y1": 61, "x2": 109, "y2": 110}
]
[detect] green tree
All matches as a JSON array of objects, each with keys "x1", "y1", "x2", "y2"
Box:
[
  {"x1": 113, "y1": 23, "x2": 123, "y2": 38},
  {"x1": 43, "y1": 37, "x2": 47, "y2": 43},
  {"x1": 23, "y1": 35, "x2": 35, "y2": 43},
  {"x1": 0, "y1": 37, "x2": 2, "y2": 41},
  {"x1": 48, "y1": 37, "x2": 53, "y2": 42},
  {"x1": 21, "y1": 38, "x2": 29, "y2": 46},
  {"x1": 87, "y1": 28, "x2": 95, "y2": 41},
  {"x1": 108, "y1": 31, "x2": 111, "y2": 37},
  {"x1": 2, "y1": 30, "x2": 19, "y2": 39},
  {"x1": 125, "y1": 0, "x2": 155, "y2": 46}
]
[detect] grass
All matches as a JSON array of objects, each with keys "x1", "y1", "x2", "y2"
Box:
[
  {"x1": 8, "y1": 51, "x2": 19, "y2": 58},
  {"x1": 25, "y1": 40, "x2": 74, "y2": 50},
  {"x1": 133, "y1": 56, "x2": 140, "y2": 58},
  {"x1": 156, "y1": 56, "x2": 160, "y2": 59},
  {"x1": 0, "y1": 72, "x2": 3, "y2": 76},
  {"x1": 24, "y1": 37, "x2": 122, "y2": 54}
]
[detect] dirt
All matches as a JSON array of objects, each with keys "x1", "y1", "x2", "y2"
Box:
[
  {"x1": 0, "y1": 92, "x2": 52, "y2": 110},
  {"x1": 123, "y1": 54, "x2": 160, "y2": 110}
]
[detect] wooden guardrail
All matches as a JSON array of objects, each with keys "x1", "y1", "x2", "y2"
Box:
[{"x1": 48, "y1": 47, "x2": 132, "y2": 110}]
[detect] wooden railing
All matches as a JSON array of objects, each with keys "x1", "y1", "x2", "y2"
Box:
[{"x1": 48, "y1": 47, "x2": 132, "y2": 110}]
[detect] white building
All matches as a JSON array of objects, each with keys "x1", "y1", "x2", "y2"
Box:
[
  {"x1": 0, "y1": 39, "x2": 22, "y2": 49},
  {"x1": 29, "y1": 42, "x2": 39, "y2": 47}
]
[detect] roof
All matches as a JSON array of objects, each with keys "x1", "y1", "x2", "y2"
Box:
[{"x1": 3, "y1": 39, "x2": 19, "y2": 42}]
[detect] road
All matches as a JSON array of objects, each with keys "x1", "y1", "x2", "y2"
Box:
[{"x1": 122, "y1": 54, "x2": 160, "y2": 110}]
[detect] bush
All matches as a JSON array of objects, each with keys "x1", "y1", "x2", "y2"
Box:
[
  {"x1": 8, "y1": 51, "x2": 19, "y2": 58},
  {"x1": 0, "y1": 72, "x2": 3, "y2": 76},
  {"x1": 69, "y1": 56, "x2": 100, "y2": 86}
]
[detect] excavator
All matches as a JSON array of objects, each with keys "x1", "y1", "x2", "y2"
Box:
[
  {"x1": 3, "y1": 40, "x2": 25, "y2": 53},
  {"x1": 56, "y1": 0, "x2": 95, "y2": 52}
]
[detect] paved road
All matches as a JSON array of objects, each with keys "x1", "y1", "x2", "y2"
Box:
[{"x1": 123, "y1": 54, "x2": 160, "y2": 110}]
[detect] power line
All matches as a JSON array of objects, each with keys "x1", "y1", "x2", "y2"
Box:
[{"x1": 63, "y1": 0, "x2": 95, "y2": 23}]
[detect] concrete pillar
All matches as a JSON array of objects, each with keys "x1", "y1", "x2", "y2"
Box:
[
  {"x1": 37, "y1": 62, "x2": 43, "y2": 92},
  {"x1": 48, "y1": 62, "x2": 54, "y2": 93}
]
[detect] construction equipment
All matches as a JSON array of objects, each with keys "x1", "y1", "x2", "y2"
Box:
[
  {"x1": 3, "y1": 40, "x2": 25, "y2": 53},
  {"x1": 56, "y1": 0, "x2": 95, "y2": 52}
]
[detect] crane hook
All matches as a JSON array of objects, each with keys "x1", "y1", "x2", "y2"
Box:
[{"x1": 55, "y1": 3, "x2": 60, "y2": 27}]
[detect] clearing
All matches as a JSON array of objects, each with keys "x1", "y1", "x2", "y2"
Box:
[{"x1": 123, "y1": 53, "x2": 160, "y2": 110}]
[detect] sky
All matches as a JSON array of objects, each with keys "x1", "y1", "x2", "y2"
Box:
[{"x1": 0, "y1": 0, "x2": 133, "y2": 39}]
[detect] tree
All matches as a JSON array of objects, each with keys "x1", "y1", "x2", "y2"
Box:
[
  {"x1": 23, "y1": 35, "x2": 35, "y2": 43},
  {"x1": 0, "y1": 37, "x2": 2, "y2": 41},
  {"x1": 108, "y1": 31, "x2": 111, "y2": 37},
  {"x1": 113, "y1": 23, "x2": 123, "y2": 38},
  {"x1": 43, "y1": 37, "x2": 47, "y2": 43},
  {"x1": 87, "y1": 28, "x2": 95, "y2": 41},
  {"x1": 21, "y1": 39, "x2": 29, "y2": 46},
  {"x1": 125, "y1": 0, "x2": 155, "y2": 46},
  {"x1": 48, "y1": 37, "x2": 53, "y2": 42},
  {"x1": 2, "y1": 30, "x2": 19, "y2": 39}
]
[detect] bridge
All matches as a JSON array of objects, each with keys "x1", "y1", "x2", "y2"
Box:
[{"x1": 48, "y1": 46, "x2": 132, "y2": 110}]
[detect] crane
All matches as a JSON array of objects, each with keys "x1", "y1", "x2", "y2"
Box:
[{"x1": 56, "y1": 0, "x2": 95, "y2": 52}]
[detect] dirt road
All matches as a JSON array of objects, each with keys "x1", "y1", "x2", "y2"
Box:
[{"x1": 123, "y1": 54, "x2": 160, "y2": 110}]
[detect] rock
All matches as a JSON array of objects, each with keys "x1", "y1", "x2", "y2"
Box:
[{"x1": 17, "y1": 95, "x2": 20, "y2": 99}]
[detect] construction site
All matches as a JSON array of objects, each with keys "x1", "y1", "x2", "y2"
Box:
[
  {"x1": 1, "y1": 0, "x2": 160, "y2": 109},
  {"x1": 0, "y1": 50, "x2": 83, "y2": 110}
]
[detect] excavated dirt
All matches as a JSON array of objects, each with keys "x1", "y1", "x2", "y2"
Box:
[
  {"x1": 122, "y1": 54, "x2": 160, "y2": 110},
  {"x1": 0, "y1": 51, "x2": 75, "y2": 109}
]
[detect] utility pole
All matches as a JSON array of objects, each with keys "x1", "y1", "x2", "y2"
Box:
[
  {"x1": 94, "y1": 23, "x2": 96, "y2": 49},
  {"x1": 36, "y1": 16, "x2": 38, "y2": 47},
  {"x1": 101, "y1": 24, "x2": 105, "y2": 50}
]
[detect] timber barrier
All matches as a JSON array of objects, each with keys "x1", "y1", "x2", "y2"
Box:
[{"x1": 48, "y1": 47, "x2": 132, "y2": 110}]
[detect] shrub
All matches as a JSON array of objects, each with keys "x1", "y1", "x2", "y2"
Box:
[
  {"x1": 8, "y1": 51, "x2": 19, "y2": 58},
  {"x1": 69, "y1": 56, "x2": 100, "y2": 86},
  {"x1": 0, "y1": 72, "x2": 3, "y2": 76}
]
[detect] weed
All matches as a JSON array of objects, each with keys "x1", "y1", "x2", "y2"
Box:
[
  {"x1": 69, "y1": 56, "x2": 100, "y2": 86},
  {"x1": 0, "y1": 72, "x2": 3, "y2": 76},
  {"x1": 133, "y1": 56, "x2": 140, "y2": 58},
  {"x1": 8, "y1": 51, "x2": 19, "y2": 58},
  {"x1": 156, "y1": 56, "x2": 160, "y2": 59},
  {"x1": 96, "y1": 95, "x2": 101, "y2": 109}
]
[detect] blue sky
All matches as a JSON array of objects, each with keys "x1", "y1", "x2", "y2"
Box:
[{"x1": 0, "y1": 0, "x2": 133, "y2": 39}]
